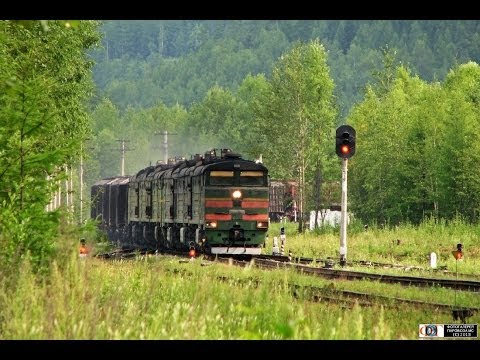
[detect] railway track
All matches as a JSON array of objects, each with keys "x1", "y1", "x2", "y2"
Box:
[
  {"x1": 95, "y1": 248, "x2": 479, "y2": 321},
  {"x1": 256, "y1": 254, "x2": 480, "y2": 280},
  {"x1": 95, "y1": 248, "x2": 480, "y2": 292},
  {"x1": 165, "y1": 266, "x2": 479, "y2": 322},
  {"x1": 220, "y1": 256, "x2": 480, "y2": 292},
  {"x1": 94, "y1": 248, "x2": 154, "y2": 259},
  {"x1": 213, "y1": 252, "x2": 480, "y2": 280},
  {"x1": 296, "y1": 286, "x2": 478, "y2": 322}
]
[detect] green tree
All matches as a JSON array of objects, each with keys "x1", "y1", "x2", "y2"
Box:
[
  {"x1": 255, "y1": 39, "x2": 337, "y2": 232},
  {"x1": 233, "y1": 74, "x2": 271, "y2": 158},
  {"x1": 91, "y1": 20, "x2": 480, "y2": 117},
  {"x1": 348, "y1": 67, "x2": 437, "y2": 225},
  {"x1": 349, "y1": 61, "x2": 480, "y2": 225},
  {"x1": 0, "y1": 20, "x2": 100, "y2": 272},
  {"x1": 436, "y1": 62, "x2": 480, "y2": 221}
]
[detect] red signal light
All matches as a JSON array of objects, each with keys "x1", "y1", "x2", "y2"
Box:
[
  {"x1": 336, "y1": 125, "x2": 356, "y2": 159},
  {"x1": 341, "y1": 145, "x2": 350, "y2": 154}
]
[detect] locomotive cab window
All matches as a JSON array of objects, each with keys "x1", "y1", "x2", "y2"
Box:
[
  {"x1": 208, "y1": 171, "x2": 234, "y2": 186},
  {"x1": 240, "y1": 171, "x2": 266, "y2": 186}
]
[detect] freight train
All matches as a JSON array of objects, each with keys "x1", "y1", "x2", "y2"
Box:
[
  {"x1": 269, "y1": 180, "x2": 297, "y2": 222},
  {"x1": 91, "y1": 149, "x2": 269, "y2": 255}
]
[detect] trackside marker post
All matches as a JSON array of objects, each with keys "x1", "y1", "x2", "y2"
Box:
[
  {"x1": 272, "y1": 236, "x2": 279, "y2": 255},
  {"x1": 430, "y1": 252, "x2": 437, "y2": 269}
]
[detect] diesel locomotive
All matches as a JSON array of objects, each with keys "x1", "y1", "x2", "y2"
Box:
[{"x1": 91, "y1": 149, "x2": 269, "y2": 255}]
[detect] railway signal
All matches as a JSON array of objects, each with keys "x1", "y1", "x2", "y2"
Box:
[
  {"x1": 189, "y1": 244, "x2": 196, "y2": 260},
  {"x1": 335, "y1": 125, "x2": 356, "y2": 267},
  {"x1": 452, "y1": 243, "x2": 464, "y2": 310},
  {"x1": 79, "y1": 238, "x2": 89, "y2": 258},
  {"x1": 452, "y1": 243, "x2": 463, "y2": 260},
  {"x1": 336, "y1": 125, "x2": 356, "y2": 159}
]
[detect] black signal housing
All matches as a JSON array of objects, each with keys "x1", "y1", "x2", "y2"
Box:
[{"x1": 336, "y1": 125, "x2": 356, "y2": 159}]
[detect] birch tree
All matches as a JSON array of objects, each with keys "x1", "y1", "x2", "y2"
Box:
[{"x1": 255, "y1": 39, "x2": 337, "y2": 232}]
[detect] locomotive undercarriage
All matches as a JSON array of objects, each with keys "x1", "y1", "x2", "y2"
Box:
[
  {"x1": 110, "y1": 222, "x2": 202, "y2": 252},
  {"x1": 107, "y1": 221, "x2": 262, "y2": 255}
]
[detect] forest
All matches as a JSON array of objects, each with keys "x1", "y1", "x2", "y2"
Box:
[
  {"x1": 2, "y1": 20, "x2": 480, "y2": 271},
  {"x1": 90, "y1": 20, "x2": 480, "y2": 114}
]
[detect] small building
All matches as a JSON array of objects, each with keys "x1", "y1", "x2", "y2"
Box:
[{"x1": 309, "y1": 209, "x2": 350, "y2": 230}]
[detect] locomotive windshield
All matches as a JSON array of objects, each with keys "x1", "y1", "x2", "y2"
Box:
[
  {"x1": 208, "y1": 170, "x2": 267, "y2": 186},
  {"x1": 209, "y1": 171, "x2": 234, "y2": 186},
  {"x1": 240, "y1": 171, "x2": 265, "y2": 186}
]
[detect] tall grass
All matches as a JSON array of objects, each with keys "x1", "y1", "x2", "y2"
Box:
[
  {"x1": 267, "y1": 219, "x2": 480, "y2": 274},
  {"x1": 1, "y1": 219, "x2": 479, "y2": 339},
  {"x1": 0, "y1": 252, "x2": 472, "y2": 340}
]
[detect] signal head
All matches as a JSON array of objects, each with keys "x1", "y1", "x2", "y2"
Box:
[{"x1": 336, "y1": 125, "x2": 356, "y2": 159}]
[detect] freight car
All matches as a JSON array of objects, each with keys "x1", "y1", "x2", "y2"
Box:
[
  {"x1": 91, "y1": 149, "x2": 269, "y2": 255},
  {"x1": 268, "y1": 180, "x2": 297, "y2": 222}
]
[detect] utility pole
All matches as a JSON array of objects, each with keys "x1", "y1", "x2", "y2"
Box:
[
  {"x1": 115, "y1": 139, "x2": 135, "y2": 176},
  {"x1": 154, "y1": 131, "x2": 177, "y2": 163}
]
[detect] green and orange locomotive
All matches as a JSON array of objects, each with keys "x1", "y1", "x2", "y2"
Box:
[{"x1": 91, "y1": 149, "x2": 269, "y2": 255}]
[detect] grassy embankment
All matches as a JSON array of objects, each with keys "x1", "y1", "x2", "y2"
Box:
[{"x1": 1, "y1": 219, "x2": 479, "y2": 340}]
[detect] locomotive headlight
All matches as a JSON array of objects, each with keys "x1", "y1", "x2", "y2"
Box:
[
  {"x1": 205, "y1": 221, "x2": 217, "y2": 229},
  {"x1": 256, "y1": 221, "x2": 268, "y2": 229},
  {"x1": 232, "y1": 190, "x2": 242, "y2": 199}
]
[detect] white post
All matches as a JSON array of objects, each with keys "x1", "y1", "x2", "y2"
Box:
[
  {"x1": 340, "y1": 157, "x2": 348, "y2": 266},
  {"x1": 430, "y1": 252, "x2": 437, "y2": 269},
  {"x1": 57, "y1": 176, "x2": 61, "y2": 209},
  {"x1": 80, "y1": 143, "x2": 83, "y2": 224},
  {"x1": 65, "y1": 166, "x2": 69, "y2": 208},
  {"x1": 46, "y1": 175, "x2": 51, "y2": 211},
  {"x1": 70, "y1": 167, "x2": 74, "y2": 214},
  {"x1": 272, "y1": 236, "x2": 279, "y2": 255}
]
